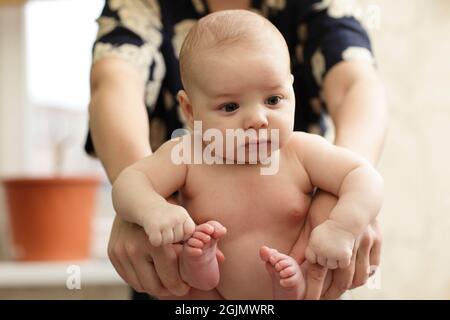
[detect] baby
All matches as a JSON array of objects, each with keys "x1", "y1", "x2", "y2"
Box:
[{"x1": 112, "y1": 10, "x2": 383, "y2": 300}]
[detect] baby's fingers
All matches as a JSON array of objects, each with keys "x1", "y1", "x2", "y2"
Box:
[
  {"x1": 183, "y1": 217, "x2": 196, "y2": 241},
  {"x1": 173, "y1": 223, "x2": 185, "y2": 243},
  {"x1": 326, "y1": 259, "x2": 338, "y2": 269},
  {"x1": 162, "y1": 228, "x2": 175, "y2": 245},
  {"x1": 148, "y1": 230, "x2": 163, "y2": 247},
  {"x1": 317, "y1": 255, "x2": 327, "y2": 267},
  {"x1": 338, "y1": 255, "x2": 352, "y2": 269},
  {"x1": 305, "y1": 246, "x2": 317, "y2": 265}
]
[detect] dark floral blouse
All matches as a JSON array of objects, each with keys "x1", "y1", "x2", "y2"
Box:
[{"x1": 85, "y1": 0, "x2": 375, "y2": 156}]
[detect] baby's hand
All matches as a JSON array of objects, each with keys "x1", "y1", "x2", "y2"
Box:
[
  {"x1": 305, "y1": 220, "x2": 356, "y2": 269},
  {"x1": 142, "y1": 203, "x2": 196, "y2": 247}
]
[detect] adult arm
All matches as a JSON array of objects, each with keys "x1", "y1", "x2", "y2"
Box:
[
  {"x1": 296, "y1": 60, "x2": 388, "y2": 300},
  {"x1": 289, "y1": 1, "x2": 388, "y2": 299},
  {"x1": 87, "y1": 1, "x2": 191, "y2": 297}
]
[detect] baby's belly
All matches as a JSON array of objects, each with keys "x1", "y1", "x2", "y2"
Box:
[
  {"x1": 184, "y1": 197, "x2": 310, "y2": 299},
  {"x1": 216, "y1": 224, "x2": 306, "y2": 300},
  {"x1": 181, "y1": 170, "x2": 312, "y2": 299}
]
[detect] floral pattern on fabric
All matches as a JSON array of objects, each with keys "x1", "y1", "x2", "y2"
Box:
[{"x1": 85, "y1": 0, "x2": 375, "y2": 156}]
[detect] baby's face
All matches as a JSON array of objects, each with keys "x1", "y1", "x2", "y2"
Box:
[{"x1": 185, "y1": 43, "x2": 295, "y2": 161}]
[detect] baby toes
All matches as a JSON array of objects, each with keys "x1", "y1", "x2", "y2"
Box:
[
  {"x1": 205, "y1": 220, "x2": 227, "y2": 239},
  {"x1": 195, "y1": 223, "x2": 215, "y2": 236},
  {"x1": 184, "y1": 245, "x2": 203, "y2": 257},
  {"x1": 259, "y1": 246, "x2": 276, "y2": 262},
  {"x1": 192, "y1": 230, "x2": 211, "y2": 244},
  {"x1": 279, "y1": 265, "x2": 296, "y2": 279},
  {"x1": 275, "y1": 259, "x2": 292, "y2": 272},
  {"x1": 280, "y1": 275, "x2": 300, "y2": 288},
  {"x1": 269, "y1": 251, "x2": 284, "y2": 266},
  {"x1": 187, "y1": 237, "x2": 205, "y2": 249}
]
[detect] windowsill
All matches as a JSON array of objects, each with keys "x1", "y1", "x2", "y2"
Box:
[{"x1": 0, "y1": 259, "x2": 125, "y2": 288}]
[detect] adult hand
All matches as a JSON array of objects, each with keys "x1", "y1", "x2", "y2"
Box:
[
  {"x1": 107, "y1": 215, "x2": 189, "y2": 297},
  {"x1": 322, "y1": 219, "x2": 381, "y2": 299},
  {"x1": 290, "y1": 190, "x2": 382, "y2": 299},
  {"x1": 108, "y1": 198, "x2": 226, "y2": 297}
]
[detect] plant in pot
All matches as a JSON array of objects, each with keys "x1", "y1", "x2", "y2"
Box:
[{"x1": 1, "y1": 109, "x2": 100, "y2": 261}]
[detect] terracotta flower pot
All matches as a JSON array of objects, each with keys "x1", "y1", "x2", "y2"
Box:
[{"x1": 2, "y1": 176, "x2": 100, "y2": 261}]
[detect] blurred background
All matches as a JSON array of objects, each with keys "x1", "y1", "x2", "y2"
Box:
[{"x1": 0, "y1": 0, "x2": 449, "y2": 299}]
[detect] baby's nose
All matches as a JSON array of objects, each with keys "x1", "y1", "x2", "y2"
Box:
[{"x1": 243, "y1": 107, "x2": 268, "y2": 130}]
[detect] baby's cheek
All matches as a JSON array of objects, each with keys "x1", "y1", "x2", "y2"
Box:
[{"x1": 276, "y1": 127, "x2": 294, "y2": 149}]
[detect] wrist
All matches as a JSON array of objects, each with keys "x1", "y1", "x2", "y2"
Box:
[{"x1": 326, "y1": 217, "x2": 363, "y2": 239}]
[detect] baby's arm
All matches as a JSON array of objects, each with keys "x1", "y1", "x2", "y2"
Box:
[
  {"x1": 292, "y1": 132, "x2": 383, "y2": 269},
  {"x1": 111, "y1": 138, "x2": 195, "y2": 247}
]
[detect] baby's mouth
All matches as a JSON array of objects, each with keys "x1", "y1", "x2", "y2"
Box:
[
  {"x1": 245, "y1": 139, "x2": 269, "y2": 145},
  {"x1": 243, "y1": 139, "x2": 271, "y2": 149}
]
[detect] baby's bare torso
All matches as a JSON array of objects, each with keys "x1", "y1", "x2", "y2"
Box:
[{"x1": 181, "y1": 145, "x2": 314, "y2": 299}]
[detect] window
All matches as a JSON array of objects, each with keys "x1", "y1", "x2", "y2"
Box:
[
  {"x1": 24, "y1": 0, "x2": 105, "y2": 176},
  {"x1": 25, "y1": 0, "x2": 104, "y2": 110}
]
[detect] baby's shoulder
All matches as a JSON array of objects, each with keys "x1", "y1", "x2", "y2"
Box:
[
  {"x1": 286, "y1": 131, "x2": 333, "y2": 163},
  {"x1": 150, "y1": 135, "x2": 194, "y2": 168},
  {"x1": 287, "y1": 131, "x2": 329, "y2": 150},
  {"x1": 155, "y1": 135, "x2": 191, "y2": 154}
]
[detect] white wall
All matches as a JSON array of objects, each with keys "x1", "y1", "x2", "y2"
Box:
[
  {"x1": 0, "y1": 5, "x2": 27, "y2": 176},
  {"x1": 0, "y1": 2, "x2": 112, "y2": 261},
  {"x1": 0, "y1": 5, "x2": 28, "y2": 259},
  {"x1": 351, "y1": 0, "x2": 450, "y2": 299}
]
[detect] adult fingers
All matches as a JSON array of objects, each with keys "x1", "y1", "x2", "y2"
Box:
[
  {"x1": 108, "y1": 245, "x2": 129, "y2": 285},
  {"x1": 321, "y1": 252, "x2": 356, "y2": 300},
  {"x1": 119, "y1": 246, "x2": 145, "y2": 292},
  {"x1": 369, "y1": 236, "x2": 382, "y2": 276},
  {"x1": 351, "y1": 236, "x2": 371, "y2": 289},
  {"x1": 369, "y1": 225, "x2": 383, "y2": 276},
  {"x1": 129, "y1": 253, "x2": 171, "y2": 297},
  {"x1": 303, "y1": 262, "x2": 328, "y2": 300},
  {"x1": 108, "y1": 251, "x2": 137, "y2": 291},
  {"x1": 152, "y1": 245, "x2": 191, "y2": 296}
]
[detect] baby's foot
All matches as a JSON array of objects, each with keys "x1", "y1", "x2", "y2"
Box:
[
  {"x1": 259, "y1": 246, "x2": 306, "y2": 300},
  {"x1": 179, "y1": 221, "x2": 227, "y2": 291}
]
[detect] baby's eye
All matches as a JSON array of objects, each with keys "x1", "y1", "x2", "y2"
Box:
[
  {"x1": 265, "y1": 96, "x2": 282, "y2": 106},
  {"x1": 221, "y1": 102, "x2": 239, "y2": 113}
]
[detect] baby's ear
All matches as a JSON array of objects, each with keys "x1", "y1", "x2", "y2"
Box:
[
  {"x1": 290, "y1": 74, "x2": 294, "y2": 84},
  {"x1": 177, "y1": 90, "x2": 194, "y2": 130}
]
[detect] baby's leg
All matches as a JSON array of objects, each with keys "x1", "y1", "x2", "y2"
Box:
[
  {"x1": 179, "y1": 221, "x2": 226, "y2": 291},
  {"x1": 260, "y1": 246, "x2": 306, "y2": 300}
]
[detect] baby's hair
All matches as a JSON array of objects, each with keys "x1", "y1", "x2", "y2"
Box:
[{"x1": 179, "y1": 9, "x2": 290, "y2": 92}]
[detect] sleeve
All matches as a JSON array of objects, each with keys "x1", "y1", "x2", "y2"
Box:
[
  {"x1": 85, "y1": 0, "x2": 166, "y2": 157},
  {"x1": 300, "y1": 0, "x2": 375, "y2": 88},
  {"x1": 92, "y1": 0, "x2": 165, "y2": 83}
]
